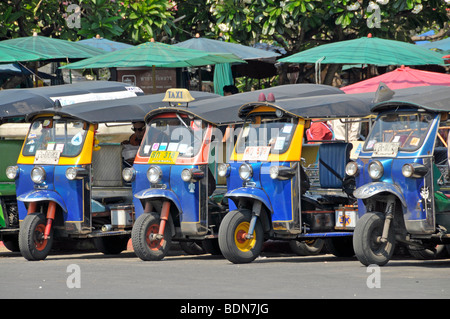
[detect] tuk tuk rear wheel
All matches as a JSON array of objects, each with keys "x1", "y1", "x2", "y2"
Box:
[
  {"x1": 353, "y1": 212, "x2": 396, "y2": 266},
  {"x1": 19, "y1": 213, "x2": 53, "y2": 261},
  {"x1": 93, "y1": 235, "x2": 129, "y2": 255},
  {"x1": 218, "y1": 210, "x2": 263, "y2": 264},
  {"x1": 132, "y1": 212, "x2": 172, "y2": 261}
]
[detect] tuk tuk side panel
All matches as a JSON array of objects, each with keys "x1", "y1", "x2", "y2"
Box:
[{"x1": 0, "y1": 140, "x2": 23, "y2": 196}]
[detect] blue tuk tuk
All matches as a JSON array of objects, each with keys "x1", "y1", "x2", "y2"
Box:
[
  {"x1": 217, "y1": 90, "x2": 374, "y2": 263},
  {"x1": 0, "y1": 81, "x2": 141, "y2": 252},
  {"x1": 348, "y1": 86, "x2": 450, "y2": 266}
]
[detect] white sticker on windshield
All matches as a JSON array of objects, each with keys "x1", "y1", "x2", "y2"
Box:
[{"x1": 71, "y1": 132, "x2": 83, "y2": 146}]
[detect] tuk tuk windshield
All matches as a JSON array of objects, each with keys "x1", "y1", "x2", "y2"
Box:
[
  {"x1": 23, "y1": 118, "x2": 88, "y2": 157},
  {"x1": 236, "y1": 117, "x2": 297, "y2": 155},
  {"x1": 365, "y1": 111, "x2": 433, "y2": 152},
  {"x1": 139, "y1": 116, "x2": 206, "y2": 158}
]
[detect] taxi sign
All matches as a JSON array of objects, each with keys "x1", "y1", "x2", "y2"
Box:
[
  {"x1": 148, "y1": 151, "x2": 179, "y2": 164},
  {"x1": 162, "y1": 89, "x2": 195, "y2": 104}
]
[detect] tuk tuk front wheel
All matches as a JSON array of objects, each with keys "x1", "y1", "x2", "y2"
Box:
[
  {"x1": 218, "y1": 210, "x2": 263, "y2": 264},
  {"x1": 132, "y1": 212, "x2": 172, "y2": 261},
  {"x1": 19, "y1": 213, "x2": 53, "y2": 261},
  {"x1": 353, "y1": 211, "x2": 396, "y2": 266}
]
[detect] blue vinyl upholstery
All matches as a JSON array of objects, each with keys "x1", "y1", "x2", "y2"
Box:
[{"x1": 319, "y1": 143, "x2": 352, "y2": 188}]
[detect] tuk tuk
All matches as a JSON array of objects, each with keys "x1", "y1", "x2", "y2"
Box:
[
  {"x1": 129, "y1": 84, "x2": 343, "y2": 261},
  {"x1": 0, "y1": 81, "x2": 141, "y2": 252},
  {"x1": 217, "y1": 91, "x2": 374, "y2": 263},
  {"x1": 349, "y1": 86, "x2": 450, "y2": 266},
  {"x1": 9, "y1": 90, "x2": 220, "y2": 261}
]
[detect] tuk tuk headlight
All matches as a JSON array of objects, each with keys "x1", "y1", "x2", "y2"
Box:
[
  {"x1": 65, "y1": 167, "x2": 88, "y2": 180},
  {"x1": 181, "y1": 168, "x2": 205, "y2": 182},
  {"x1": 402, "y1": 163, "x2": 428, "y2": 178},
  {"x1": 345, "y1": 161, "x2": 359, "y2": 177},
  {"x1": 217, "y1": 163, "x2": 230, "y2": 177},
  {"x1": 147, "y1": 166, "x2": 162, "y2": 184},
  {"x1": 239, "y1": 163, "x2": 253, "y2": 181},
  {"x1": 122, "y1": 167, "x2": 136, "y2": 182},
  {"x1": 31, "y1": 166, "x2": 46, "y2": 184},
  {"x1": 269, "y1": 165, "x2": 296, "y2": 180},
  {"x1": 368, "y1": 160, "x2": 383, "y2": 180},
  {"x1": 6, "y1": 166, "x2": 19, "y2": 180}
]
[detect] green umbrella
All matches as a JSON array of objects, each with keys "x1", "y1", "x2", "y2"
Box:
[
  {"x1": 213, "y1": 63, "x2": 234, "y2": 95},
  {"x1": 0, "y1": 42, "x2": 50, "y2": 63},
  {"x1": 1, "y1": 34, "x2": 104, "y2": 61},
  {"x1": 279, "y1": 36, "x2": 445, "y2": 66},
  {"x1": 60, "y1": 41, "x2": 244, "y2": 69}
]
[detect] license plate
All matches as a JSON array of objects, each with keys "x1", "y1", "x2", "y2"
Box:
[
  {"x1": 34, "y1": 150, "x2": 61, "y2": 165},
  {"x1": 148, "y1": 151, "x2": 179, "y2": 164},
  {"x1": 373, "y1": 142, "x2": 399, "y2": 157},
  {"x1": 335, "y1": 208, "x2": 357, "y2": 229}
]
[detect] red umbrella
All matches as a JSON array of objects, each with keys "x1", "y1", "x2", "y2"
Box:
[{"x1": 341, "y1": 66, "x2": 450, "y2": 93}]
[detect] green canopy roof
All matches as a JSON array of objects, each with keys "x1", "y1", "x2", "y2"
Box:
[
  {"x1": 60, "y1": 41, "x2": 245, "y2": 69},
  {"x1": 1, "y1": 35, "x2": 104, "y2": 61},
  {"x1": 279, "y1": 36, "x2": 445, "y2": 66},
  {"x1": 0, "y1": 42, "x2": 50, "y2": 63}
]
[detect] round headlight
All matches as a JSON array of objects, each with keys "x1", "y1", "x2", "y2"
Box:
[
  {"x1": 31, "y1": 166, "x2": 46, "y2": 184},
  {"x1": 345, "y1": 161, "x2": 359, "y2": 177},
  {"x1": 217, "y1": 163, "x2": 230, "y2": 177},
  {"x1": 368, "y1": 160, "x2": 384, "y2": 180},
  {"x1": 65, "y1": 167, "x2": 78, "y2": 180},
  {"x1": 269, "y1": 166, "x2": 279, "y2": 180},
  {"x1": 122, "y1": 167, "x2": 136, "y2": 182},
  {"x1": 239, "y1": 163, "x2": 253, "y2": 181},
  {"x1": 6, "y1": 166, "x2": 19, "y2": 180},
  {"x1": 147, "y1": 166, "x2": 162, "y2": 184},
  {"x1": 402, "y1": 164, "x2": 414, "y2": 178},
  {"x1": 181, "y1": 169, "x2": 192, "y2": 182}
]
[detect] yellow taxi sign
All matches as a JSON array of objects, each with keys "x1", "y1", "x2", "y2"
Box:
[{"x1": 162, "y1": 88, "x2": 195, "y2": 104}]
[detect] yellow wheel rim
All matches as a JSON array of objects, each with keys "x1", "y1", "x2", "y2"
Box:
[{"x1": 234, "y1": 221, "x2": 256, "y2": 252}]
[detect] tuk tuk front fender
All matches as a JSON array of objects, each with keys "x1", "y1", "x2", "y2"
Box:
[
  {"x1": 17, "y1": 190, "x2": 67, "y2": 213},
  {"x1": 354, "y1": 182, "x2": 406, "y2": 207},
  {"x1": 134, "y1": 188, "x2": 183, "y2": 214},
  {"x1": 225, "y1": 187, "x2": 273, "y2": 214}
]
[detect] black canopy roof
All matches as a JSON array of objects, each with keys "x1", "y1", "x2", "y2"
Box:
[
  {"x1": 238, "y1": 91, "x2": 376, "y2": 120},
  {"x1": 0, "y1": 81, "x2": 142, "y2": 121},
  {"x1": 371, "y1": 86, "x2": 450, "y2": 113},
  {"x1": 28, "y1": 91, "x2": 219, "y2": 123},
  {"x1": 145, "y1": 84, "x2": 343, "y2": 125}
]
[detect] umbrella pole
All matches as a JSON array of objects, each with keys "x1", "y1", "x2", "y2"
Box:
[{"x1": 152, "y1": 65, "x2": 156, "y2": 94}]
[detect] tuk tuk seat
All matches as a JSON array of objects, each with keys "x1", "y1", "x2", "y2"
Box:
[
  {"x1": 91, "y1": 143, "x2": 132, "y2": 201},
  {"x1": 318, "y1": 142, "x2": 352, "y2": 189}
]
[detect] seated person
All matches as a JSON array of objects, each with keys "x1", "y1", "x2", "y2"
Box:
[{"x1": 122, "y1": 121, "x2": 146, "y2": 165}]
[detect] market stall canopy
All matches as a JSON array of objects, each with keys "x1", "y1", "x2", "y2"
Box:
[
  {"x1": 146, "y1": 84, "x2": 344, "y2": 125},
  {"x1": 174, "y1": 37, "x2": 280, "y2": 60},
  {"x1": 28, "y1": 90, "x2": 219, "y2": 123},
  {"x1": 78, "y1": 36, "x2": 133, "y2": 52},
  {"x1": 371, "y1": 86, "x2": 450, "y2": 113},
  {"x1": 278, "y1": 36, "x2": 445, "y2": 66},
  {"x1": 1, "y1": 35, "x2": 104, "y2": 61},
  {"x1": 341, "y1": 66, "x2": 450, "y2": 94},
  {"x1": 418, "y1": 37, "x2": 450, "y2": 51},
  {"x1": 0, "y1": 42, "x2": 51, "y2": 63},
  {"x1": 60, "y1": 41, "x2": 245, "y2": 69},
  {"x1": 0, "y1": 81, "x2": 142, "y2": 121}
]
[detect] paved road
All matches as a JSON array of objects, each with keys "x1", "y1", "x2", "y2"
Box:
[{"x1": 1, "y1": 242, "x2": 450, "y2": 302}]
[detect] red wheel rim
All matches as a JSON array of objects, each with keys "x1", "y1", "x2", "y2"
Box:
[
  {"x1": 145, "y1": 224, "x2": 164, "y2": 250},
  {"x1": 34, "y1": 224, "x2": 47, "y2": 251}
]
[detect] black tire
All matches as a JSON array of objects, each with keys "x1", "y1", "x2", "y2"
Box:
[
  {"x1": 19, "y1": 213, "x2": 53, "y2": 261},
  {"x1": 93, "y1": 235, "x2": 129, "y2": 255},
  {"x1": 180, "y1": 241, "x2": 205, "y2": 255},
  {"x1": 132, "y1": 212, "x2": 172, "y2": 261},
  {"x1": 325, "y1": 236, "x2": 355, "y2": 257},
  {"x1": 353, "y1": 211, "x2": 396, "y2": 266},
  {"x1": 218, "y1": 209, "x2": 263, "y2": 264},
  {"x1": 407, "y1": 244, "x2": 448, "y2": 260},
  {"x1": 289, "y1": 239, "x2": 324, "y2": 256},
  {"x1": 202, "y1": 238, "x2": 222, "y2": 256}
]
